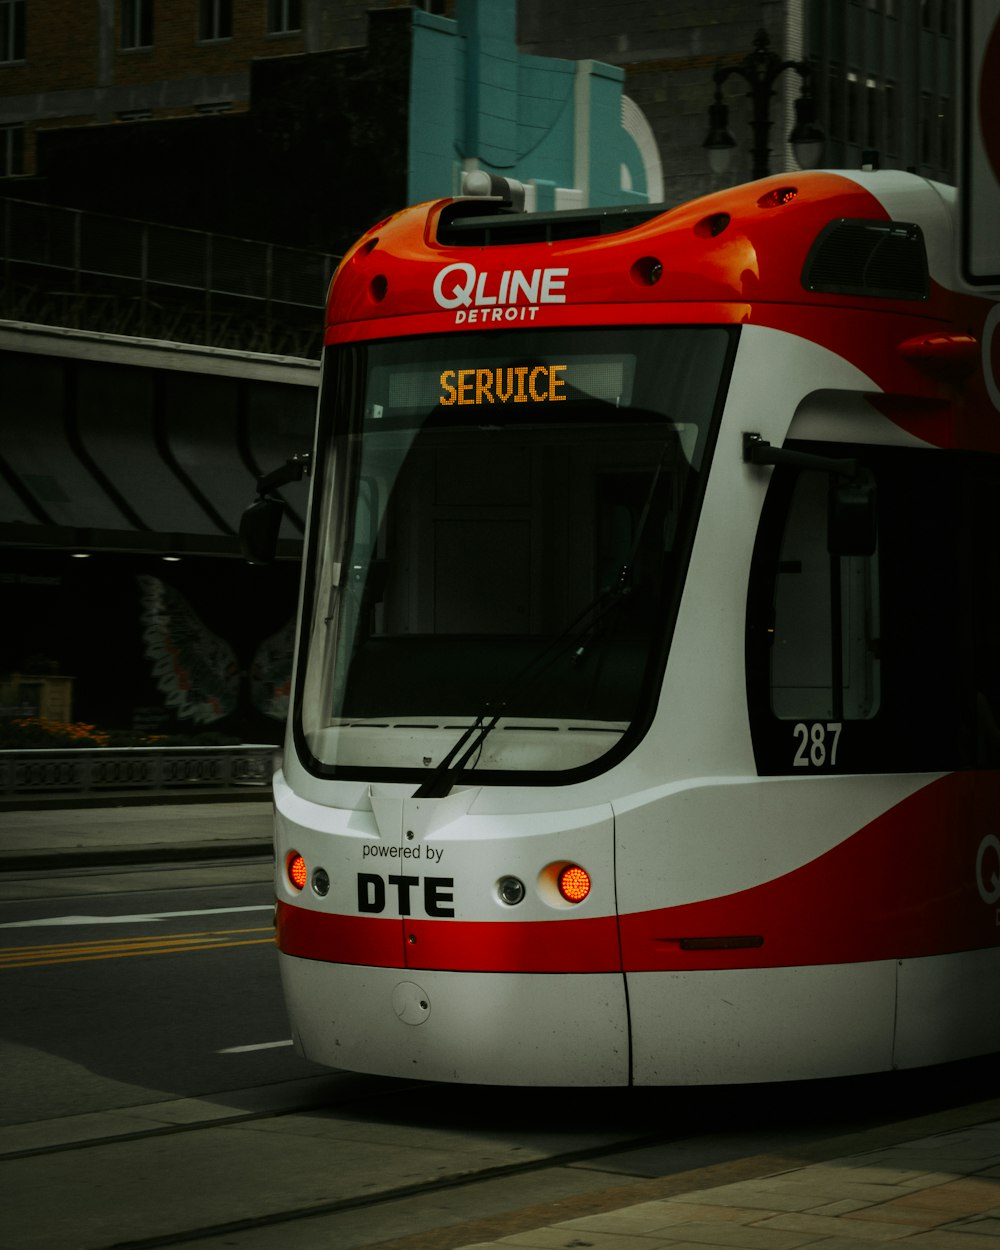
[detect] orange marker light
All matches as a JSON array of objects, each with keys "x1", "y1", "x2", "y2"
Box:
[
  {"x1": 557, "y1": 864, "x2": 591, "y2": 903},
  {"x1": 287, "y1": 852, "x2": 308, "y2": 891},
  {"x1": 757, "y1": 186, "x2": 798, "y2": 209}
]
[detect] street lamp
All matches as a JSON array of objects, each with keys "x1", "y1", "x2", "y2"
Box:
[{"x1": 703, "y1": 29, "x2": 825, "y2": 180}]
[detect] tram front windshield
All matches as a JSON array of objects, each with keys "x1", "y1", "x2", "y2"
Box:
[{"x1": 298, "y1": 326, "x2": 733, "y2": 782}]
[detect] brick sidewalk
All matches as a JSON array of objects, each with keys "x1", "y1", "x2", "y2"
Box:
[{"x1": 454, "y1": 1120, "x2": 1000, "y2": 1250}]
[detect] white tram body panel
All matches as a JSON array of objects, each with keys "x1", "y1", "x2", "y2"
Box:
[
  {"x1": 277, "y1": 762, "x2": 999, "y2": 1084},
  {"x1": 270, "y1": 170, "x2": 1000, "y2": 1085}
]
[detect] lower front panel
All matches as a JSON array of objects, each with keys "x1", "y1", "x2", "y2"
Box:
[
  {"x1": 279, "y1": 955, "x2": 631, "y2": 1086},
  {"x1": 894, "y1": 946, "x2": 1000, "y2": 1070},
  {"x1": 627, "y1": 961, "x2": 897, "y2": 1085}
]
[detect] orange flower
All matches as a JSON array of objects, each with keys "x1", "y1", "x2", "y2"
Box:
[{"x1": 13, "y1": 716, "x2": 110, "y2": 746}]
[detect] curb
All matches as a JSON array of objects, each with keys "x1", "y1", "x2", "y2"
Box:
[
  {"x1": 0, "y1": 841, "x2": 274, "y2": 872},
  {"x1": 0, "y1": 789, "x2": 273, "y2": 814}
]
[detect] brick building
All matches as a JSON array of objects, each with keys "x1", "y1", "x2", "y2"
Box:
[
  {"x1": 0, "y1": 2, "x2": 960, "y2": 231},
  {"x1": 0, "y1": 0, "x2": 663, "y2": 740},
  {"x1": 520, "y1": 1, "x2": 959, "y2": 205},
  {"x1": 0, "y1": 0, "x2": 965, "y2": 742},
  {"x1": 0, "y1": 0, "x2": 404, "y2": 155}
]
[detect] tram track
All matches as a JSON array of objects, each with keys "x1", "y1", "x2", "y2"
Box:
[
  {"x1": 1, "y1": 1073, "x2": 692, "y2": 1250},
  {"x1": 0, "y1": 1085, "x2": 339, "y2": 1162},
  {"x1": 0, "y1": 1073, "x2": 387, "y2": 1161},
  {"x1": 7, "y1": 1061, "x2": 1000, "y2": 1250},
  {"x1": 99, "y1": 1129, "x2": 682, "y2": 1250}
]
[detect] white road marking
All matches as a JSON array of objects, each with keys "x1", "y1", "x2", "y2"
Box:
[
  {"x1": 218, "y1": 1040, "x2": 294, "y2": 1054},
  {"x1": 0, "y1": 905, "x2": 273, "y2": 929}
]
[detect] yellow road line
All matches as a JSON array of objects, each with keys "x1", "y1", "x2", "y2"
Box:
[
  {"x1": 0, "y1": 928, "x2": 275, "y2": 969},
  {"x1": 1, "y1": 926, "x2": 273, "y2": 955}
]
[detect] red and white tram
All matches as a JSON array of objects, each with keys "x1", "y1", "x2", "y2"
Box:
[{"x1": 255, "y1": 169, "x2": 1000, "y2": 1084}]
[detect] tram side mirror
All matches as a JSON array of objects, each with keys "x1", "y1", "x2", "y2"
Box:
[
  {"x1": 239, "y1": 452, "x2": 310, "y2": 566},
  {"x1": 240, "y1": 496, "x2": 286, "y2": 566},
  {"x1": 742, "y1": 434, "x2": 876, "y2": 556},
  {"x1": 828, "y1": 474, "x2": 877, "y2": 556}
]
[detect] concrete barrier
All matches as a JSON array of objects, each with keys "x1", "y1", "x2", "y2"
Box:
[{"x1": 0, "y1": 745, "x2": 277, "y2": 800}]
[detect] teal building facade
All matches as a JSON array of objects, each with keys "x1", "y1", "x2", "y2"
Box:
[{"x1": 407, "y1": 0, "x2": 663, "y2": 211}]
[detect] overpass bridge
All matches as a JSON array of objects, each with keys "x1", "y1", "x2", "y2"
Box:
[{"x1": 0, "y1": 198, "x2": 332, "y2": 748}]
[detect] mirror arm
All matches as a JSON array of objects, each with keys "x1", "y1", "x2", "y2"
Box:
[
  {"x1": 255, "y1": 452, "x2": 311, "y2": 498},
  {"x1": 743, "y1": 432, "x2": 857, "y2": 479},
  {"x1": 239, "y1": 452, "x2": 311, "y2": 567}
]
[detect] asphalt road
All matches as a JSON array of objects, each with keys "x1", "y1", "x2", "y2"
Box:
[
  {"x1": 2, "y1": 824, "x2": 1000, "y2": 1250},
  {"x1": 0, "y1": 861, "x2": 328, "y2": 1126}
]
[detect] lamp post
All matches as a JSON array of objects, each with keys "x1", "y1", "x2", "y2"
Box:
[{"x1": 703, "y1": 29, "x2": 824, "y2": 179}]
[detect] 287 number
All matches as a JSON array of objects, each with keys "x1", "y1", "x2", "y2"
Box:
[{"x1": 792, "y1": 721, "x2": 842, "y2": 768}]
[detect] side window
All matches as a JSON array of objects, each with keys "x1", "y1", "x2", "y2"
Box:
[
  {"x1": 747, "y1": 459, "x2": 881, "y2": 775},
  {"x1": 749, "y1": 446, "x2": 986, "y2": 776},
  {"x1": 771, "y1": 470, "x2": 880, "y2": 724},
  {"x1": 964, "y1": 471, "x2": 1000, "y2": 767}
]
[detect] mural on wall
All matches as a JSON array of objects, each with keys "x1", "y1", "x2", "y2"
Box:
[
  {"x1": 137, "y1": 575, "x2": 294, "y2": 726},
  {"x1": 0, "y1": 551, "x2": 301, "y2": 743}
]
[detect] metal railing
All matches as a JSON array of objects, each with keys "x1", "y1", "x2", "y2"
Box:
[
  {"x1": 0, "y1": 197, "x2": 339, "y2": 357},
  {"x1": 0, "y1": 745, "x2": 276, "y2": 799}
]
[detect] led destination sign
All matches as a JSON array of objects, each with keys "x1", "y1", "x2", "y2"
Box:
[
  {"x1": 376, "y1": 357, "x2": 632, "y2": 420},
  {"x1": 439, "y1": 364, "x2": 567, "y2": 405}
]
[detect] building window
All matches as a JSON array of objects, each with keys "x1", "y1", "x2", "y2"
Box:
[
  {"x1": 920, "y1": 91, "x2": 933, "y2": 166},
  {"x1": 0, "y1": 0, "x2": 25, "y2": 63},
  {"x1": 826, "y1": 64, "x2": 842, "y2": 138},
  {"x1": 199, "y1": 0, "x2": 231, "y2": 41},
  {"x1": 939, "y1": 95, "x2": 953, "y2": 172},
  {"x1": 122, "y1": 0, "x2": 153, "y2": 49},
  {"x1": 0, "y1": 124, "x2": 24, "y2": 175},
  {"x1": 884, "y1": 81, "x2": 898, "y2": 156},
  {"x1": 846, "y1": 71, "x2": 860, "y2": 145},
  {"x1": 267, "y1": 0, "x2": 301, "y2": 35},
  {"x1": 864, "y1": 76, "x2": 879, "y2": 150}
]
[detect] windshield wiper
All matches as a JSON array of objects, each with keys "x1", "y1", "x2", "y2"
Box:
[
  {"x1": 412, "y1": 439, "x2": 672, "y2": 799},
  {"x1": 412, "y1": 707, "x2": 504, "y2": 800},
  {"x1": 412, "y1": 573, "x2": 633, "y2": 799}
]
